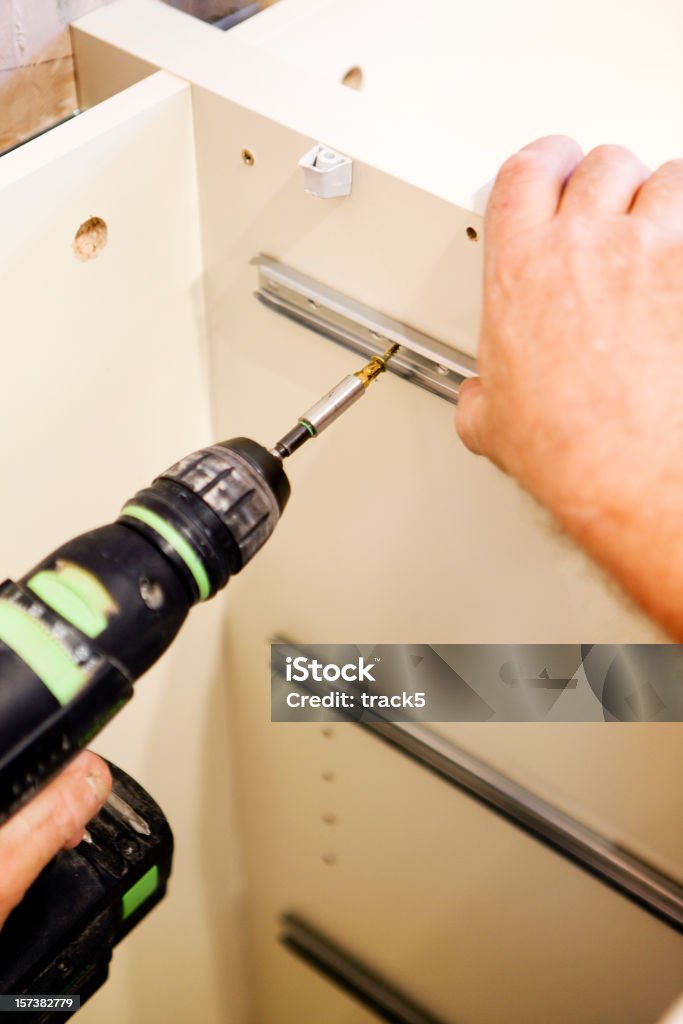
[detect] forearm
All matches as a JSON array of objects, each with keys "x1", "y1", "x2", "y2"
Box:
[{"x1": 554, "y1": 482, "x2": 683, "y2": 640}]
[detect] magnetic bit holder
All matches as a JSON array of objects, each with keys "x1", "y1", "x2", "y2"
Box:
[
  {"x1": 253, "y1": 255, "x2": 478, "y2": 406},
  {"x1": 272, "y1": 343, "x2": 399, "y2": 458}
]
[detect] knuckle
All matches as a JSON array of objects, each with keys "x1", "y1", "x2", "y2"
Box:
[
  {"x1": 585, "y1": 143, "x2": 636, "y2": 168},
  {"x1": 496, "y1": 150, "x2": 544, "y2": 186},
  {"x1": 498, "y1": 136, "x2": 581, "y2": 184},
  {"x1": 654, "y1": 158, "x2": 683, "y2": 180},
  {"x1": 522, "y1": 134, "x2": 579, "y2": 157}
]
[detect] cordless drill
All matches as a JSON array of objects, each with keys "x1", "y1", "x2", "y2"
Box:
[{"x1": 0, "y1": 347, "x2": 396, "y2": 1016}]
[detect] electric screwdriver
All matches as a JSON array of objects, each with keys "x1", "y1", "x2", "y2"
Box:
[{"x1": 0, "y1": 345, "x2": 396, "y2": 828}]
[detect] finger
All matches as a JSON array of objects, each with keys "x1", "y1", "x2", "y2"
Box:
[
  {"x1": 455, "y1": 377, "x2": 488, "y2": 455},
  {"x1": 63, "y1": 828, "x2": 89, "y2": 851},
  {"x1": 0, "y1": 752, "x2": 111, "y2": 924},
  {"x1": 560, "y1": 145, "x2": 650, "y2": 215},
  {"x1": 630, "y1": 159, "x2": 683, "y2": 229},
  {"x1": 487, "y1": 136, "x2": 584, "y2": 241}
]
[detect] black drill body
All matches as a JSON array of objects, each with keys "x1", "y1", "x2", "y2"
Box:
[{"x1": 0, "y1": 437, "x2": 289, "y2": 826}]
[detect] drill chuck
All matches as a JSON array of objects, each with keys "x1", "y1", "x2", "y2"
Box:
[{"x1": 121, "y1": 438, "x2": 290, "y2": 603}]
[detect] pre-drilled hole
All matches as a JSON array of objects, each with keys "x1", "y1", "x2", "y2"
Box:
[
  {"x1": 321, "y1": 770, "x2": 335, "y2": 783},
  {"x1": 466, "y1": 225, "x2": 479, "y2": 241},
  {"x1": 241, "y1": 148, "x2": 255, "y2": 166},
  {"x1": 73, "y1": 217, "x2": 108, "y2": 262},
  {"x1": 321, "y1": 727, "x2": 334, "y2": 739},
  {"x1": 322, "y1": 852, "x2": 338, "y2": 866},
  {"x1": 341, "y1": 65, "x2": 363, "y2": 90},
  {"x1": 322, "y1": 812, "x2": 338, "y2": 825}
]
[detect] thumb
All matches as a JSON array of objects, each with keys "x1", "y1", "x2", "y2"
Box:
[
  {"x1": 0, "y1": 751, "x2": 112, "y2": 927},
  {"x1": 455, "y1": 377, "x2": 488, "y2": 455}
]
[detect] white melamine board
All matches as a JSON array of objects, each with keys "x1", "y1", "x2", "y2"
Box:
[
  {"x1": 0, "y1": 71, "x2": 247, "y2": 1024},
  {"x1": 230, "y1": 0, "x2": 683, "y2": 168},
  {"x1": 72, "y1": 0, "x2": 500, "y2": 212},
  {"x1": 54, "y1": 6, "x2": 683, "y2": 1022},
  {"x1": 74, "y1": 0, "x2": 683, "y2": 208}
]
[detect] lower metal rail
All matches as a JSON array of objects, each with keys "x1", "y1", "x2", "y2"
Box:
[{"x1": 280, "y1": 913, "x2": 448, "y2": 1024}]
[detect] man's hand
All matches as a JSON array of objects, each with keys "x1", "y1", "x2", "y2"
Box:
[
  {"x1": 0, "y1": 752, "x2": 111, "y2": 928},
  {"x1": 457, "y1": 137, "x2": 683, "y2": 638}
]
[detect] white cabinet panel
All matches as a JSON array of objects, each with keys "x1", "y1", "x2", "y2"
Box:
[{"x1": 0, "y1": 71, "x2": 247, "y2": 1024}]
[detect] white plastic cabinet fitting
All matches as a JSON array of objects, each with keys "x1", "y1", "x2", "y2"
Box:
[{"x1": 298, "y1": 143, "x2": 353, "y2": 198}]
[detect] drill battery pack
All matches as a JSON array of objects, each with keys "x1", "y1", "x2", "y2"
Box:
[{"x1": 0, "y1": 761, "x2": 173, "y2": 1021}]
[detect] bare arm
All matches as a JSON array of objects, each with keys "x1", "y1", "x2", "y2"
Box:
[{"x1": 457, "y1": 137, "x2": 683, "y2": 638}]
